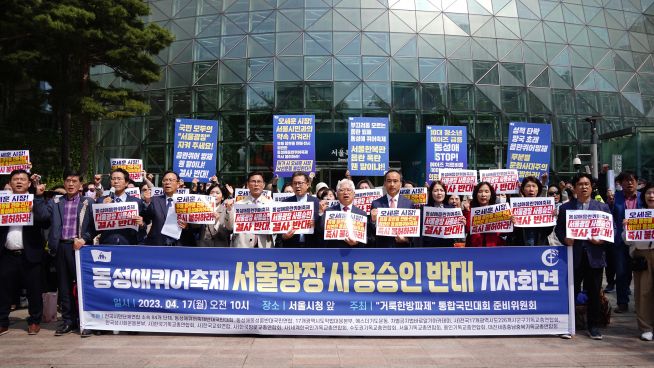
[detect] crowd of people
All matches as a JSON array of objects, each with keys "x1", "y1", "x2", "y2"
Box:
[{"x1": 1, "y1": 164, "x2": 653, "y2": 343}]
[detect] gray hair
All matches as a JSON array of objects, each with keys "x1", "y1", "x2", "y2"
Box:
[{"x1": 336, "y1": 179, "x2": 355, "y2": 192}]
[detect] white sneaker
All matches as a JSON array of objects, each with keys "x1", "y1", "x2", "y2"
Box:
[{"x1": 641, "y1": 332, "x2": 653, "y2": 341}]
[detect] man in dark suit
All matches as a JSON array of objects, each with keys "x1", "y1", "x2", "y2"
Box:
[
  {"x1": 49, "y1": 171, "x2": 95, "y2": 336},
  {"x1": 555, "y1": 173, "x2": 613, "y2": 340},
  {"x1": 320, "y1": 179, "x2": 367, "y2": 248},
  {"x1": 611, "y1": 171, "x2": 640, "y2": 312},
  {"x1": 142, "y1": 170, "x2": 195, "y2": 246},
  {"x1": 370, "y1": 170, "x2": 415, "y2": 247},
  {"x1": 277, "y1": 171, "x2": 322, "y2": 248},
  {"x1": 0, "y1": 170, "x2": 50, "y2": 336},
  {"x1": 95, "y1": 168, "x2": 145, "y2": 245}
]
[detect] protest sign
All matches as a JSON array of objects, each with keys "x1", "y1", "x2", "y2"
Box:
[
  {"x1": 426, "y1": 126, "x2": 467, "y2": 182},
  {"x1": 235, "y1": 188, "x2": 272, "y2": 202},
  {"x1": 376, "y1": 208, "x2": 420, "y2": 237},
  {"x1": 125, "y1": 187, "x2": 141, "y2": 199},
  {"x1": 273, "y1": 192, "x2": 295, "y2": 202},
  {"x1": 110, "y1": 159, "x2": 143, "y2": 182},
  {"x1": 174, "y1": 194, "x2": 216, "y2": 225},
  {"x1": 0, "y1": 150, "x2": 30, "y2": 174},
  {"x1": 423, "y1": 207, "x2": 465, "y2": 239},
  {"x1": 565, "y1": 210, "x2": 614, "y2": 242},
  {"x1": 507, "y1": 122, "x2": 551, "y2": 180},
  {"x1": 152, "y1": 187, "x2": 164, "y2": 197},
  {"x1": 0, "y1": 193, "x2": 33, "y2": 226},
  {"x1": 625, "y1": 209, "x2": 654, "y2": 241},
  {"x1": 353, "y1": 188, "x2": 383, "y2": 214},
  {"x1": 92, "y1": 202, "x2": 139, "y2": 231},
  {"x1": 510, "y1": 197, "x2": 556, "y2": 228},
  {"x1": 399, "y1": 187, "x2": 428, "y2": 206},
  {"x1": 176, "y1": 188, "x2": 190, "y2": 194},
  {"x1": 233, "y1": 203, "x2": 272, "y2": 234},
  {"x1": 471, "y1": 203, "x2": 513, "y2": 234},
  {"x1": 173, "y1": 118, "x2": 218, "y2": 181},
  {"x1": 324, "y1": 199, "x2": 340, "y2": 208},
  {"x1": 439, "y1": 169, "x2": 477, "y2": 196},
  {"x1": 348, "y1": 117, "x2": 388, "y2": 176},
  {"x1": 479, "y1": 169, "x2": 520, "y2": 194},
  {"x1": 271, "y1": 202, "x2": 314, "y2": 235},
  {"x1": 273, "y1": 115, "x2": 315, "y2": 177},
  {"x1": 323, "y1": 211, "x2": 367, "y2": 244}
]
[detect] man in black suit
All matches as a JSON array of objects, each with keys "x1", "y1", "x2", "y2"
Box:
[
  {"x1": 95, "y1": 168, "x2": 145, "y2": 245},
  {"x1": 320, "y1": 179, "x2": 367, "y2": 248},
  {"x1": 0, "y1": 170, "x2": 50, "y2": 336},
  {"x1": 277, "y1": 171, "x2": 322, "y2": 248},
  {"x1": 49, "y1": 171, "x2": 95, "y2": 336},
  {"x1": 142, "y1": 170, "x2": 195, "y2": 246},
  {"x1": 370, "y1": 170, "x2": 416, "y2": 247}
]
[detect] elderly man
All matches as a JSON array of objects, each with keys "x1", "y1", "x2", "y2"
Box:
[
  {"x1": 225, "y1": 171, "x2": 275, "y2": 248},
  {"x1": 320, "y1": 178, "x2": 367, "y2": 248},
  {"x1": 555, "y1": 173, "x2": 613, "y2": 340}
]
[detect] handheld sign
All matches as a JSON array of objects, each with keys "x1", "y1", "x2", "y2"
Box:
[
  {"x1": 510, "y1": 197, "x2": 556, "y2": 228},
  {"x1": 271, "y1": 202, "x2": 314, "y2": 235},
  {"x1": 399, "y1": 187, "x2": 428, "y2": 207},
  {"x1": 353, "y1": 188, "x2": 383, "y2": 215},
  {"x1": 0, "y1": 193, "x2": 33, "y2": 226},
  {"x1": 125, "y1": 187, "x2": 141, "y2": 199},
  {"x1": 625, "y1": 209, "x2": 654, "y2": 241},
  {"x1": 471, "y1": 203, "x2": 513, "y2": 234},
  {"x1": 323, "y1": 211, "x2": 367, "y2": 244},
  {"x1": 426, "y1": 126, "x2": 467, "y2": 182},
  {"x1": 479, "y1": 169, "x2": 520, "y2": 195},
  {"x1": 110, "y1": 159, "x2": 143, "y2": 182},
  {"x1": 233, "y1": 203, "x2": 272, "y2": 235},
  {"x1": 439, "y1": 169, "x2": 477, "y2": 196},
  {"x1": 375, "y1": 208, "x2": 420, "y2": 237},
  {"x1": 348, "y1": 117, "x2": 389, "y2": 176},
  {"x1": 423, "y1": 207, "x2": 465, "y2": 239},
  {"x1": 273, "y1": 115, "x2": 315, "y2": 177},
  {"x1": 92, "y1": 202, "x2": 140, "y2": 231},
  {"x1": 272, "y1": 192, "x2": 295, "y2": 202},
  {"x1": 506, "y1": 122, "x2": 551, "y2": 180},
  {"x1": 173, "y1": 118, "x2": 218, "y2": 182},
  {"x1": 565, "y1": 210, "x2": 614, "y2": 243},
  {"x1": 174, "y1": 194, "x2": 216, "y2": 225},
  {"x1": 0, "y1": 150, "x2": 30, "y2": 174}
]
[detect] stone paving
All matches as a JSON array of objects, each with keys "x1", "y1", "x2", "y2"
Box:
[{"x1": 1, "y1": 292, "x2": 653, "y2": 368}]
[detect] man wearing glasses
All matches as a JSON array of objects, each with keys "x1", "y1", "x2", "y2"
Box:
[
  {"x1": 277, "y1": 171, "x2": 322, "y2": 248},
  {"x1": 94, "y1": 168, "x2": 145, "y2": 245},
  {"x1": 225, "y1": 171, "x2": 275, "y2": 248}
]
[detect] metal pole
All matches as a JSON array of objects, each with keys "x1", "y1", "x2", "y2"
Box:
[{"x1": 588, "y1": 118, "x2": 599, "y2": 180}]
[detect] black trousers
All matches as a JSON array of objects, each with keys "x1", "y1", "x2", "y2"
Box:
[
  {"x1": 0, "y1": 252, "x2": 43, "y2": 327},
  {"x1": 56, "y1": 242, "x2": 78, "y2": 326},
  {"x1": 574, "y1": 252, "x2": 603, "y2": 329}
]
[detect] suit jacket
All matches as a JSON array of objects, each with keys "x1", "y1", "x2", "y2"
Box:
[
  {"x1": 142, "y1": 195, "x2": 196, "y2": 246},
  {"x1": 370, "y1": 195, "x2": 415, "y2": 248},
  {"x1": 0, "y1": 196, "x2": 50, "y2": 263},
  {"x1": 320, "y1": 203, "x2": 368, "y2": 248},
  {"x1": 276, "y1": 194, "x2": 322, "y2": 248},
  {"x1": 555, "y1": 198, "x2": 612, "y2": 269},
  {"x1": 48, "y1": 195, "x2": 95, "y2": 254},
  {"x1": 612, "y1": 190, "x2": 641, "y2": 248},
  {"x1": 95, "y1": 195, "x2": 146, "y2": 245},
  {"x1": 225, "y1": 195, "x2": 276, "y2": 248}
]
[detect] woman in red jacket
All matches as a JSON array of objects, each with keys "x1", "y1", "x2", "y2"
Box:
[{"x1": 464, "y1": 181, "x2": 506, "y2": 247}]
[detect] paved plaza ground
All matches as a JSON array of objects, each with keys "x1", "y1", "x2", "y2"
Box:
[{"x1": 1, "y1": 291, "x2": 653, "y2": 368}]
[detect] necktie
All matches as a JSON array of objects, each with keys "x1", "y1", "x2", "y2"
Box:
[
  {"x1": 390, "y1": 197, "x2": 396, "y2": 208},
  {"x1": 343, "y1": 206, "x2": 349, "y2": 212},
  {"x1": 115, "y1": 198, "x2": 122, "y2": 203},
  {"x1": 167, "y1": 198, "x2": 173, "y2": 208}
]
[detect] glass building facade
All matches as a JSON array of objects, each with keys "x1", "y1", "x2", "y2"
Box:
[{"x1": 92, "y1": 0, "x2": 654, "y2": 185}]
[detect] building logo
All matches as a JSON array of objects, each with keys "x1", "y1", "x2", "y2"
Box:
[
  {"x1": 91, "y1": 250, "x2": 112, "y2": 263},
  {"x1": 541, "y1": 249, "x2": 559, "y2": 267}
]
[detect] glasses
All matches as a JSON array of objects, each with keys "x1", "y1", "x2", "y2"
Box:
[
  {"x1": 547, "y1": 191, "x2": 559, "y2": 196},
  {"x1": 162, "y1": 178, "x2": 177, "y2": 183},
  {"x1": 337, "y1": 188, "x2": 353, "y2": 193},
  {"x1": 292, "y1": 181, "x2": 306, "y2": 186}
]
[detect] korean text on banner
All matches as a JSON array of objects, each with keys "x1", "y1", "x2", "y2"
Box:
[
  {"x1": 0, "y1": 150, "x2": 30, "y2": 174},
  {"x1": 0, "y1": 193, "x2": 33, "y2": 226},
  {"x1": 510, "y1": 197, "x2": 556, "y2": 228},
  {"x1": 271, "y1": 202, "x2": 314, "y2": 234},
  {"x1": 625, "y1": 209, "x2": 654, "y2": 241},
  {"x1": 565, "y1": 210, "x2": 614, "y2": 243},
  {"x1": 76, "y1": 246, "x2": 574, "y2": 336},
  {"x1": 324, "y1": 211, "x2": 367, "y2": 243},
  {"x1": 423, "y1": 207, "x2": 465, "y2": 239},
  {"x1": 471, "y1": 203, "x2": 513, "y2": 234},
  {"x1": 272, "y1": 193, "x2": 295, "y2": 202},
  {"x1": 479, "y1": 169, "x2": 520, "y2": 195},
  {"x1": 110, "y1": 159, "x2": 143, "y2": 182},
  {"x1": 506, "y1": 122, "x2": 551, "y2": 180},
  {"x1": 173, "y1": 118, "x2": 218, "y2": 182},
  {"x1": 353, "y1": 188, "x2": 383, "y2": 215},
  {"x1": 426, "y1": 126, "x2": 467, "y2": 182},
  {"x1": 399, "y1": 187, "x2": 428, "y2": 207},
  {"x1": 125, "y1": 187, "x2": 141, "y2": 199},
  {"x1": 439, "y1": 169, "x2": 477, "y2": 196},
  {"x1": 273, "y1": 115, "x2": 315, "y2": 177},
  {"x1": 376, "y1": 208, "x2": 420, "y2": 237},
  {"x1": 233, "y1": 203, "x2": 272, "y2": 235},
  {"x1": 174, "y1": 194, "x2": 216, "y2": 225},
  {"x1": 348, "y1": 117, "x2": 388, "y2": 176},
  {"x1": 92, "y1": 202, "x2": 140, "y2": 231}
]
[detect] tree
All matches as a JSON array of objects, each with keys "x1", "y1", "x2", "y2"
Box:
[{"x1": 1, "y1": 0, "x2": 173, "y2": 175}]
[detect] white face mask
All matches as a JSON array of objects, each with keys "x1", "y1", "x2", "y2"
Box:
[{"x1": 85, "y1": 190, "x2": 95, "y2": 197}]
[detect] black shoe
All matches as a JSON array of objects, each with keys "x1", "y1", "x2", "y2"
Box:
[
  {"x1": 80, "y1": 329, "x2": 92, "y2": 338},
  {"x1": 92, "y1": 330, "x2": 103, "y2": 336},
  {"x1": 614, "y1": 304, "x2": 628, "y2": 313},
  {"x1": 54, "y1": 324, "x2": 76, "y2": 336}
]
